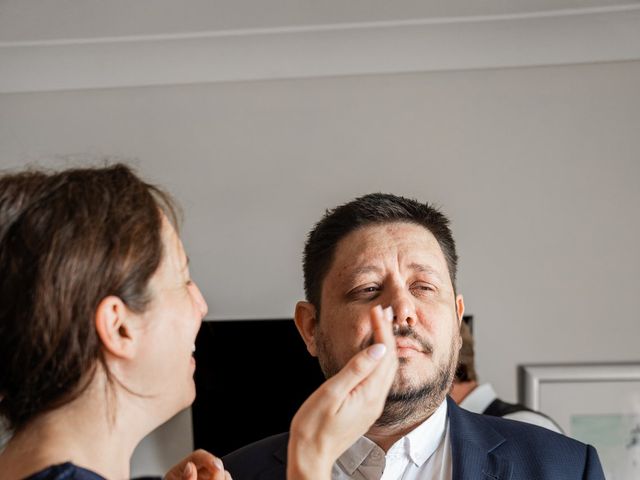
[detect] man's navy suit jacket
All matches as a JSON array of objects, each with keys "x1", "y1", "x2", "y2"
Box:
[{"x1": 223, "y1": 397, "x2": 605, "y2": 479}]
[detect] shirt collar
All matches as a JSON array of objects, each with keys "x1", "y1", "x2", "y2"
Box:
[
  {"x1": 459, "y1": 383, "x2": 498, "y2": 414},
  {"x1": 337, "y1": 436, "x2": 378, "y2": 476},
  {"x1": 337, "y1": 399, "x2": 449, "y2": 473}
]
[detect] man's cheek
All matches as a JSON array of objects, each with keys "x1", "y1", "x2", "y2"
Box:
[{"x1": 353, "y1": 316, "x2": 373, "y2": 338}]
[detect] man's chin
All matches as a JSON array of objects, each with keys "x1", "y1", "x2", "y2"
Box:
[
  {"x1": 387, "y1": 381, "x2": 438, "y2": 403},
  {"x1": 375, "y1": 364, "x2": 456, "y2": 427},
  {"x1": 389, "y1": 369, "x2": 439, "y2": 396}
]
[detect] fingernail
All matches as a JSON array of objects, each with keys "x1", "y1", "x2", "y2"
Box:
[
  {"x1": 384, "y1": 306, "x2": 394, "y2": 322},
  {"x1": 213, "y1": 457, "x2": 224, "y2": 470},
  {"x1": 183, "y1": 463, "x2": 193, "y2": 477},
  {"x1": 368, "y1": 343, "x2": 386, "y2": 359},
  {"x1": 374, "y1": 305, "x2": 384, "y2": 316}
]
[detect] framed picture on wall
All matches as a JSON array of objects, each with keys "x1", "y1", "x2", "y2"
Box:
[{"x1": 518, "y1": 363, "x2": 640, "y2": 480}]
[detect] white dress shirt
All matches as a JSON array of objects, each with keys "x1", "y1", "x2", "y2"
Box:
[
  {"x1": 332, "y1": 400, "x2": 452, "y2": 480},
  {"x1": 459, "y1": 383, "x2": 563, "y2": 434}
]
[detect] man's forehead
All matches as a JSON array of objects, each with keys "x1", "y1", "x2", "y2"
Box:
[
  {"x1": 336, "y1": 222, "x2": 439, "y2": 252},
  {"x1": 331, "y1": 222, "x2": 447, "y2": 273}
]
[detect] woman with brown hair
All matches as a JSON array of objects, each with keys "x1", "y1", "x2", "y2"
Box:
[{"x1": 0, "y1": 164, "x2": 397, "y2": 480}]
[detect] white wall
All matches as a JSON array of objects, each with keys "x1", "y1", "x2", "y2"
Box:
[{"x1": 1, "y1": 60, "x2": 639, "y2": 475}]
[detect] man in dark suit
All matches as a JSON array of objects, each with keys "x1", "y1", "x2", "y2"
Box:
[{"x1": 224, "y1": 193, "x2": 604, "y2": 479}]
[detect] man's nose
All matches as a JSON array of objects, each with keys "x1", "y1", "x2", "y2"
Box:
[{"x1": 387, "y1": 288, "x2": 417, "y2": 328}]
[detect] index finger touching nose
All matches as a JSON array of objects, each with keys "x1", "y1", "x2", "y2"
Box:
[{"x1": 371, "y1": 305, "x2": 395, "y2": 350}]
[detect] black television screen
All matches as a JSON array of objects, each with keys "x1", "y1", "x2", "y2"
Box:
[{"x1": 192, "y1": 319, "x2": 325, "y2": 456}]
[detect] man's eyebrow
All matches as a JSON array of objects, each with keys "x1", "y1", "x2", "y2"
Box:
[
  {"x1": 408, "y1": 262, "x2": 443, "y2": 280},
  {"x1": 183, "y1": 255, "x2": 190, "y2": 270},
  {"x1": 350, "y1": 265, "x2": 383, "y2": 276}
]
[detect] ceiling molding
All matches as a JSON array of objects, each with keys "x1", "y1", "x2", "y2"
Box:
[{"x1": 1, "y1": 5, "x2": 639, "y2": 93}]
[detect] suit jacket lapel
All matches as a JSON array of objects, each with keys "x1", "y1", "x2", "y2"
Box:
[{"x1": 447, "y1": 397, "x2": 513, "y2": 480}]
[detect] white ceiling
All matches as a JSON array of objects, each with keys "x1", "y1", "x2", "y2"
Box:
[
  {"x1": 1, "y1": 0, "x2": 638, "y2": 42},
  {"x1": 1, "y1": 0, "x2": 639, "y2": 93}
]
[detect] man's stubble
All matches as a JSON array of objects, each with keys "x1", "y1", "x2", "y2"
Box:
[{"x1": 314, "y1": 323, "x2": 460, "y2": 429}]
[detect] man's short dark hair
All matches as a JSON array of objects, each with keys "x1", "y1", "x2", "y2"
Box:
[{"x1": 303, "y1": 193, "x2": 458, "y2": 312}]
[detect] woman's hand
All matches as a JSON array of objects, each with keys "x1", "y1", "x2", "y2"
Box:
[
  {"x1": 164, "y1": 449, "x2": 232, "y2": 480},
  {"x1": 287, "y1": 305, "x2": 397, "y2": 480}
]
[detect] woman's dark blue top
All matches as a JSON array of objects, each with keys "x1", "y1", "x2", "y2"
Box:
[
  {"x1": 23, "y1": 462, "x2": 162, "y2": 480},
  {"x1": 24, "y1": 463, "x2": 106, "y2": 480}
]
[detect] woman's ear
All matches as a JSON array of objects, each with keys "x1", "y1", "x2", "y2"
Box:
[
  {"x1": 294, "y1": 301, "x2": 319, "y2": 357},
  {"x1": 95, "y1": 296, "x2": 137, "y2": 359}
]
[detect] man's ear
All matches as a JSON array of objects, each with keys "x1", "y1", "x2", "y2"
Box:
[
  {"x1": 294, "y1": 301, "x2": 319, "y2": 357},
  {"x1": 455, "y1": 294, "x2": 465, "y2": 351},
  {"x1": 94, "y1": 296, "x2": 137, "y2": 360},
  {"x1": 455, "y1": 294, "x2": 465, "y2": 326}
]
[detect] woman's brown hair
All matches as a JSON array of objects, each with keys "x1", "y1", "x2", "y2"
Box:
[{"x1": 0, "y1": 164, "x2": 177, "y2": 431}]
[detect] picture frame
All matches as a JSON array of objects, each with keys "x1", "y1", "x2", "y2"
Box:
[{"x1": 518, "y1": 362, "x2": 640, "y2": 479}]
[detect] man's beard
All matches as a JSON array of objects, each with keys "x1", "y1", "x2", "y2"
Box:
[{"x1": 315, "y1": 324, "x2": 459, "y2": 428}]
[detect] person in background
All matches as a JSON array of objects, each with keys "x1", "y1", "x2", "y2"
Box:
[
  {"x1": 449, "y1": 320, "x2": 563, "y2": 433},
  {"x1": 224, "y1": 192, "x2": 604, "y2": 480},
  {"x1": 0, "y1": 165, "x2": 398, "y2": 480}
]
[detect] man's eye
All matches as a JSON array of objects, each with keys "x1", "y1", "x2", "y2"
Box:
[
  {"x1": 411, "y1": 283, "x2": 434, "y2": 293},
  {"x1": 349, "y1": 285, "x2": 380, "y2": 299},
  {"x1": 186, "y1": 279, "x2": 193, "y2": 286}
]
